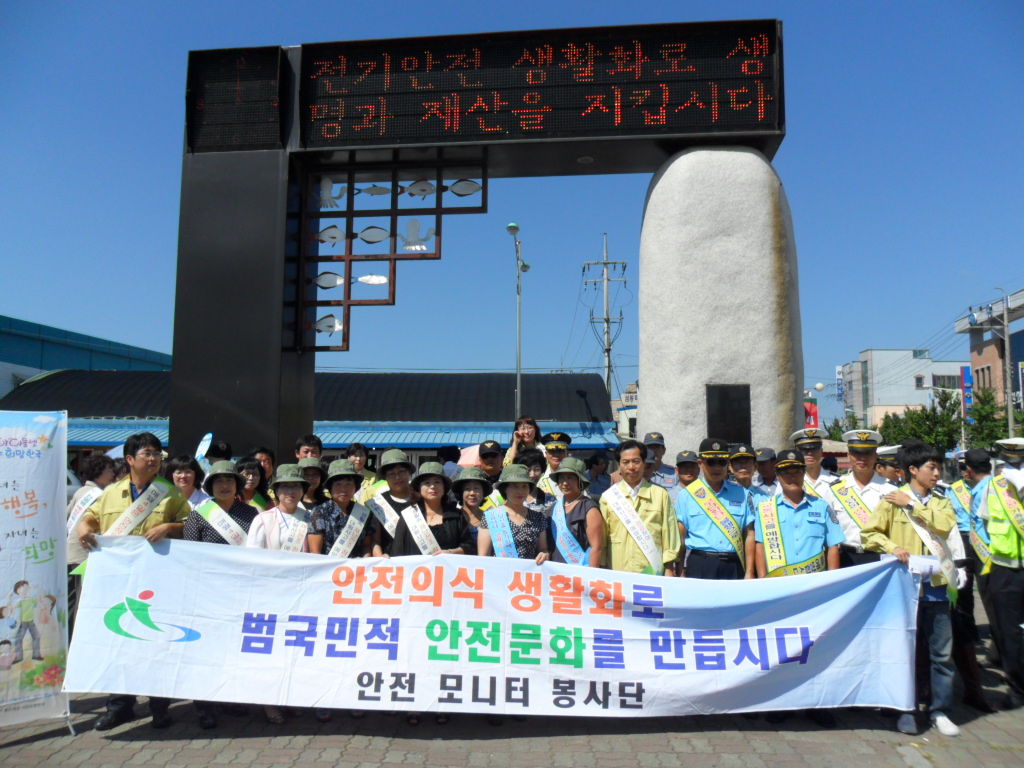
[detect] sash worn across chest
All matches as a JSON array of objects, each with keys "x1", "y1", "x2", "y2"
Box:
[
  {"x1": 685, "y1": 479, "x2": 745, "y2": 567},
  {"x1": 604, "y1": 484, "x2": 662, "y2": 574},
  {"x1": 552, "y1": 498, "x2": 589, "y2": 565},
  {"x1": 951, "y1": 480, "x2": 992, "y2": 573},
  {"x1": 327, "y1": 503, "x2": 371, "y2": 558},
  {"x1": 67, "y1": 486, "x2": 105, "y2": 537},
  {"x1": 539, "y1": 476, "x2": 563, "y2": 499},
  {"x1": 480, "y1": 489, "x2": 505, "y2": 512},
  {"x1": 197, "y1": 500, "x2": 248, "y2": 545},
  {"x1": 832, "y1": 482, "x2": 874, "y2": 529},
  {"x1": 991, "y1": 475, "x2": 1024, "y2": 544},
  {"x1": 107, "y1": 478, "x2": 174, "y2": 537},
  {"x1": 400, "y1": 506, "x2": 442, "y2": 555},
  {"x1": 758, "y1": 498, "x2": 825, "y2": 577},
  {"x1": 259, "y1": 509, "x2": 308, "y2": 552},
  {"x1": 483, "y1": 507, "x2": 518, "y2": 558},
  {"x1": 367, "y1": 493, "x2": 401, "y2": 537},
  {"x1": 899, "y1": 485, "x2": 958, "y2": 596}
]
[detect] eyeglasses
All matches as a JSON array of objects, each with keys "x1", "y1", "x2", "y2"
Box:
[
  {"x1": 547, "y1": 448, "x2": 567, "y2": 455},
  {"x1": 240, "y1": 469, "x2": 260, "y2": 477},
  {"x1": 704, "y1": 459, "x2": 728, "y2": 467},
  {"x1": 135, "y1": 451, "x2": 162, "y2": 460}
]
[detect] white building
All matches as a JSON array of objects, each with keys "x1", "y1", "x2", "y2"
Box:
[{"x1": 841, "y1": 349, "x2": 967, "y2": 427}]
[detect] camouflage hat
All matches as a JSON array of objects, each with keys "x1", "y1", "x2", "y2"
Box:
[
  {"x1": 495, "y1": 463, "x2": 536, "y2": 496},
  {"x1": 549, "y1": 456, "x2": 589, "y2": 490},
  {"x1": 202, "y1": 460, "x2": 244, "y2": 496},
  {"x1": 452, "y1": 466, "x2": 493, "y2": 499},
  {"x1": 270, "y1": 464, "x2": 309, "y2": 493},
  {"x1": 325, "y1": 459, "x2": 364, "y2": 488},
  {"x1": 410, "y1": 461, "x2": 452, "y2": 494},
  {"x1": 377, "y1": 449, "x2": 415, "y2": 478}
]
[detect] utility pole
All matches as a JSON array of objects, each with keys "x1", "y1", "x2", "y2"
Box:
[
  {"x1": 584, "y1": 234, "x2": 627, "y2": 396},
  {"x1": 996, "y1": 287, "x2": 1015, "y2": 437}
]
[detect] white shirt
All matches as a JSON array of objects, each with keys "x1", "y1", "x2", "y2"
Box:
[
  {"x1": 805, "y1": 469, "x2": 839, "y2": 506},
  {"x1": 829, "y1": 472, "x2": 889, "y2": 549},
  {"x1": 245, "y1": 507, "x2": 307, "y2": 550},
  {"x1": 187, "y1": 488, "x2": 211, "y2": 511},
  {"x1": 999, "y1": 464, "x2": 1024, "y2": 494}
]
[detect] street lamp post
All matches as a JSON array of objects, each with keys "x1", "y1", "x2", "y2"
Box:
[{"x1": 507, "y1": 223, "x2": 527, "y2": 419}]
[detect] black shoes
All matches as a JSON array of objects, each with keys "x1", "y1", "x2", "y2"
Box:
[
  {"x1": 150, "y1": 711, "x2": 174, "y2": 729},
  {"x1": 197, "y1": 711, "x2": 218, "y2": 729},
  {"x1": 95, "y1": 709, "x2": 135, "y2": 731}
]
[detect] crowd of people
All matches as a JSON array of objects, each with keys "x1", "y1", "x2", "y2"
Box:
[{"x1": 63, "y1": 421, "x2": 1024, "y2": 738}]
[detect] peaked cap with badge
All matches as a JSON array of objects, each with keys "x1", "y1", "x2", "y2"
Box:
[
  {"x1": 995, "y1": 437, "x2": 1024, "y2": 459},
  {"x1": 775, "y1": 449, "x2": 806, "y2": 469},
  {"x1": 789, "y1": 428, "x2": 825, "y2": 448},
  {"x1": 755, "y1": 447, "x2": 777, "y2": 463},
  {"x1": 698, "y1": 438, "x2": 730, "y2": 459},
  {"x1": 842, "y1": 429, "x2": 883, "y2": 452},
  {"x1": 730, "y1": 444, "x2": 755, "y2": 460},
  {"x1": 541, "y1": 432, "x2": 572, "y2": 450}
]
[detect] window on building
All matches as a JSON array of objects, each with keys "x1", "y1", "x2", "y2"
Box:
[
  {"x1": 913, "y1": 349, "x2": 930, "y2": 359},
  {"x1": 974, "y1": 366, "x2": 993, "y2": 390},
  {"x1": 915, "y1": 375, "x2": 925, "y2": 389},
  {"x1": 933, "y1": 374, "x2": 961, "y2": 390}
]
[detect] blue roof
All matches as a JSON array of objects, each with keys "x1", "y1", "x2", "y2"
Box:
[{"x1": 68, "y1": 419, "x2": 619, "y2": 450}]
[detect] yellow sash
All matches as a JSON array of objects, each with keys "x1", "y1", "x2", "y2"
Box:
[
  {"x1": 803, "y1": 479, "x2": 819, "y2": 498},
  {"x1": 685, "y1": 479, "x2": 746, "y2": 568},
  {"x1": 758, "y1": 498, "x2": 825, "y2": 577},
  {"x1": 992, "y1": 475, "x2": 1024, "y2": 545},
  {"x1": 831, "y1": 482, "x2": 873, "y2": 529},
  {"x1": 951, "y1": 480, "x2": 992, "y2": 574}
]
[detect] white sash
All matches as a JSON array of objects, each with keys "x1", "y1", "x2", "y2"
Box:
[
  {"x1": 67, "y1": 486, "x2": 104, "y2": 536},
  {"x1": 260, "y1": 509, "x2": 309, "y2": 552},
  {"x1": 902, "y1": 486, "x2": 958, "y2": 591},
  {"x1": 197, "y1": 500, "x2": 248, "y2": 546},
  {"x1": 603, "y1": 484, "x2": 662, "y2": 574},
  {"x1": 107, "y1": 478, "x2": 173, "y2": 537},
  {"x1": 327, "y1": 503, "x2": 371, "y2": 558},
  {"x1": 367, "y1": 492, "x2": 401, "y2": 537},
  {"x1": 483, "y1": 507, "x2": 518, "y2": 558},
  {"x1": 400, "y1": 506, "x2": 442, "y2": 555}
]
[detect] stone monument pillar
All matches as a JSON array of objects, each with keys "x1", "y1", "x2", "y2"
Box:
[{"x1": 637, "y1": 147, "x2": 803, "y2": 453}]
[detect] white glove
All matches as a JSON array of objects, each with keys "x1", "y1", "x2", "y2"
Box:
[{"x1": 956, "y1": 567, "x2": 968, "y2": 590}]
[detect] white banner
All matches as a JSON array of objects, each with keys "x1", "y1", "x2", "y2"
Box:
[
  {"x1": 0, "y1": 410, "x2": 70, "y2": 728},
  {"x1": 65, "y1": 538, "x2": 918, "y2": 717}
]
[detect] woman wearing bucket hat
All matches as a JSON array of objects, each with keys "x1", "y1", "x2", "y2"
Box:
[
  {"x1": 453, "y1": 467, "x2": 492, "y2": 549},
  {"x1": 245, "y1": 464, "x2": 311, "y2": 725},
  {"x1": 183, "y1": 462, "x2": 258, "y2": 546},
  {"x1": 388, "y1": 462, "x2": 471, "y2": 726},
  {"x1": 297, "y1": 456, "x2": 328, "y2": 515},
  {"x1": 365, "y1": 449, "x2": 418, "y2": 556},
  {"x1": 182, "y1": 461, "x2": 259, "y2": 729},
  {"x1": 478, "y1": 464, "x2": 550, "y2": 565},
  {"x1": 166, "y1": 454, "x2": 210, "y2": 511},
  {"x1": 308, "y1": 459, "x2": 376, "y2": 558},
  {"x1": 547, "y1": 457, "x2": 604, "y2": 568}
]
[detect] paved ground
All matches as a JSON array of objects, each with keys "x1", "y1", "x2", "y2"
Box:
[
  {"x1": 2, "y1": 669, "x2": 1022, "y2": 768},
  {"x1": 3, "y1": 603, "x2": 1023, "y2": 768}
]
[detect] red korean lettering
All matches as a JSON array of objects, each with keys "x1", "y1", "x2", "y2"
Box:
[
  {"x1": 606, "y1": 41, "x2": 649, "y2": 80},
  {"x1": 654, "y1": 43, "x2": 696, "y2": 75}
]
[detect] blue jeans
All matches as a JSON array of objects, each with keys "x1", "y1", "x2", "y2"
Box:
[{"x1": 915, "y1": 600, "x2": 954, "y2": 715}]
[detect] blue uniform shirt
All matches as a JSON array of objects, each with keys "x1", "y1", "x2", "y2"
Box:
[
  {"x1": 754, "y1": 493, "x2": 845, "y2": 565},
  {"x1": 968, "y1": 478, "x2": 993, "y2": 545},
  {"x1": 675, "y1": 480, "x2": 752, "y2": 553},
  {"x1": 651, "y1": 463, "x2": 679, "y2": 493}
]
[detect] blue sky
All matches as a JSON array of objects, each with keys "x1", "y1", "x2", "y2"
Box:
[{"x1": 2, "y1": 1, "x2": 1022, "y2": 424}]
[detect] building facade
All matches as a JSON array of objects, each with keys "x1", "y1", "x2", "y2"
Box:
[{"x1": 841, "y1": 349, "x2": 967, "y2": 427}]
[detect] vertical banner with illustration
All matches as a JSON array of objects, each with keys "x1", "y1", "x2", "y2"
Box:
[{"x1": 0, "y1": 410, "x2": 69, "y2": 727}]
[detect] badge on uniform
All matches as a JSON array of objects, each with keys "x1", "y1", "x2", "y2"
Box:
[{"x1": 694, "y1": 488, "x2": 707, "y2": 499}]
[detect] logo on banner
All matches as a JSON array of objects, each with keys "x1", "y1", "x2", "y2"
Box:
[{"x1": 103, "y1": 590, "x2": 202, "y2": 643}]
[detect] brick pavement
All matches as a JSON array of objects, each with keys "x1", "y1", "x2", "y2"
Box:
[{"x1": 2, "y1": 680, "x2": 1022, "y2": 768}]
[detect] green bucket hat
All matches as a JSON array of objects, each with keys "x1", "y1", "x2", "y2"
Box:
[
  {"x1": 298, "y1": 456, "x2": 327, "y2": 483},
  {"x1": 549, "y1": 456, "x2": 589, "y2": 490},
  {"x1": 377, "y1": 448, "x2": 415, "y2": 478},
  {"x1": 325, "y1": 458, "x2": 364, "y2": 488},
  {"x1": 452, "y1": 466, "x2": 493, "y2": 499},
  {"x1": 410, "y1": 461, "x2": 452, "y2": 494},
  {"x1": 270, "y1": 464, "x2": 310, "y2": 493},
  {"x1": 495, "y1": 463, "x2": 535, "y2": 497},
  {"x1": 202, "y1": 460, "x2": 244, "y2": 496}
]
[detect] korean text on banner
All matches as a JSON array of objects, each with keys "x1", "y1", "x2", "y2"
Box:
[
  {"x1": 66, "y1": 538, "x2": 918, "y2": 717},
  {"x1": 0, "y1": 410, "x2": 70, "y2": 728}
]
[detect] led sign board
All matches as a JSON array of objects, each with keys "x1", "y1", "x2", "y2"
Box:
[{"x1": 301, "y1": 20, "x2": 782, "y2": 152}]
